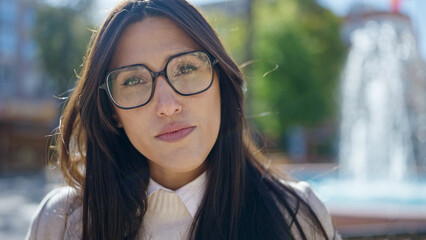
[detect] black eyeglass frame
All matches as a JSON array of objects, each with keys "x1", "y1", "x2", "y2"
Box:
[{"x1": 100, "y1": 50, "x2": 218, "y2": 110}]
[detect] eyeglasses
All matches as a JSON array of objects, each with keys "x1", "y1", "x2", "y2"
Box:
[{"x1": 100, "y1": 50, "x2": 218, "y2": 109}]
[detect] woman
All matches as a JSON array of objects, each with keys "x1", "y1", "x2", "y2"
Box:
[{"x1": 26, "y1": 0, "x2": 340, "y2": 239}]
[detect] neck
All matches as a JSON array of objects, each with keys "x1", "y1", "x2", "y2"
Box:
[{"x1": 149, "y1": 163, "x2": 206, "y2": 190}]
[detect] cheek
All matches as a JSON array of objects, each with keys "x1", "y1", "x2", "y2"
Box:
[{"x1": 114, "y1": 109, "x2": 150, "y2": 145}]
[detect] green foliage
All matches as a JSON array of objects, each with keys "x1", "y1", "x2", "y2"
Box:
[
  {"x1": 252, "y1": 0, "x2": 346, "y2": 143},
  {"x1": 205, "y1": 0, "x2": 346, "y2": 152},
  {"x1": 33, "y1": 1, "x2": 93, "y2": 94}
]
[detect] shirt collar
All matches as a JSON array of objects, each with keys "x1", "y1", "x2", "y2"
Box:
[{"x1": 147, "y1": 172, "x2": 207, "y2": 218}]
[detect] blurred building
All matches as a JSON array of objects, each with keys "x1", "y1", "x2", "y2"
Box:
[
  {"x1": 0, "y1": 0, "x2": 43, "y2": 98},
  {"x1": 0, "y1": 0, "x2": 56, "y2": 173}
]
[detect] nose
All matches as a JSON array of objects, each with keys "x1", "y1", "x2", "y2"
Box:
[{"x1": 153, "y1": 76, "x2": 182, "y2": 117}]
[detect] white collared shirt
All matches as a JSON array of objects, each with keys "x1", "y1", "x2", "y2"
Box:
[{"x1": 146, "y1": 172, "x2": 207, "y2": 218}]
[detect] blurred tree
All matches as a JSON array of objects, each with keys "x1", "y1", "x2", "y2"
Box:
[
  {"x1": 205, "y1": 0, "x2": 346, "y2": 156},
  {"x1": 33, "y1": 0, "x2": 93, "y2": 94},
  {"x1": 251, "y1": 0, "x2": 346, "y2": 139}
]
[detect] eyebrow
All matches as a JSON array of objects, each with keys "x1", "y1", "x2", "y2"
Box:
[{"x1": 115, "y1": 48, "x2": 198, "y2": 70}]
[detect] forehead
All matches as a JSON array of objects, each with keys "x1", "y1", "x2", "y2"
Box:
[{"x1": 110, "y1": 17, "x2": 200, "y2": 70}]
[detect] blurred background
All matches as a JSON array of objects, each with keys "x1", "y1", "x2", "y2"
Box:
[{"x1": 0, "y1": 0, "x2": 425, "y2": 239}]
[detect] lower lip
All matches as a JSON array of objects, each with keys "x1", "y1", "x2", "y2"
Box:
[{"x1": 156, "y1": 127, "x2": 195, "y2": 142}]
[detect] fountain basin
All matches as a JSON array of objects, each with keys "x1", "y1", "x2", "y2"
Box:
[{"x1": 281, "y1": 163, "x2": 426, "y2": 237}]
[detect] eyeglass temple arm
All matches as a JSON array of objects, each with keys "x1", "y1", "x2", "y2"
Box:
[{"x1": 99, "y1": 82, "x2": 107, "y2": 90}]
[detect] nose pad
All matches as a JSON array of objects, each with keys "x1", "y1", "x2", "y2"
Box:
[{"x1": 153, "y1": 76, "x2": 182, "y2": 117}]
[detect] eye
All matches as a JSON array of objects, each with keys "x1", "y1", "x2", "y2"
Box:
[
  {"x1": 177, "y1": 64, "x2": 199, "y2": 76},
  {"x1": 122, "y1": 76, "x2": 146, "y2": 87}
]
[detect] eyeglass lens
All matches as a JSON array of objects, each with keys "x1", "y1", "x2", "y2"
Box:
[{"x1": 107, "y1": 52, "x2": 213, "y2": 109}]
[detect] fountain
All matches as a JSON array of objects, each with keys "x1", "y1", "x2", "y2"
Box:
[{"x1": 301, "y1": 11, "x2": 426, "y2": 237}]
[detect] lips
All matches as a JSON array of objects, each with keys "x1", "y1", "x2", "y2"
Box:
[{"x1": 155, "y1": 123, "x2": 195, "y2": 142}]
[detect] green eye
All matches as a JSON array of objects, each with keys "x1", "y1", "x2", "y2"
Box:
[
  {"x1": 122, "y1": 77, "x2": 144, "y2": 86},
  {"x1": 179, "y1": 64, "x2": 199, "y2": 75}
]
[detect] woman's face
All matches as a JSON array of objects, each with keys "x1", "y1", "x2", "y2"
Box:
[{"x1": 110, "y1": 17, "x2": 221, "y2": 189}]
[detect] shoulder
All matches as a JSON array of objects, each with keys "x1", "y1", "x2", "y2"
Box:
[
  {"x1": 287, "y1": 181, "x2": 327, "y2": 214},
  {"x1": 25, "y1": 186, "x2": 83, "y2": 240},
  {"x1": 283, "y1": 180, "x2": 341, "y2": 240}
]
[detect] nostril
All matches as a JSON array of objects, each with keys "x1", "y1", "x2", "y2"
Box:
[
  {"x1": 157, "y1": 99, "x2": 182, "y2": 117},
  {"x1": 159, "y1": 105, "x2": 181, "y2": 116}
]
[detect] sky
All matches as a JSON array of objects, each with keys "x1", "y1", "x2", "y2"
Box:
[{"x1": 91, "y1": 0, "x2": 426, "y2": 59}]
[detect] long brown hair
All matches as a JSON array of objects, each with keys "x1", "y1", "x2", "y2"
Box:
[{"x1": 56, "y1": 0, "x2": 331, "y2": 239}]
